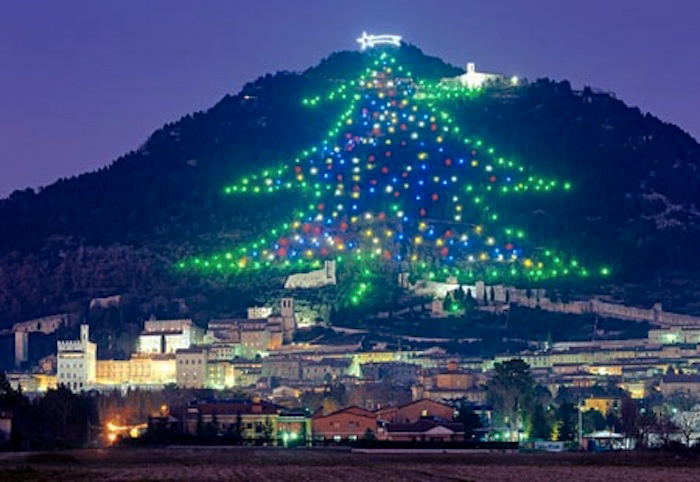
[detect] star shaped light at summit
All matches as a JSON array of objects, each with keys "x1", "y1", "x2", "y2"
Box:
[
  {"x1": 178, "y1": 49, "x2": 611, "y2": 287},
  {"x1": 356, "y1": 32, "x2": 402, "y2": 50}
]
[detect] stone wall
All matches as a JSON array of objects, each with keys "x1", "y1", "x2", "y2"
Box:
[
  {"x1": 400, "y1": 274, "x2": 700, "y2": 328},
  {"x1": 284, "y1": 260, "x2": 337, "y2": 289}
]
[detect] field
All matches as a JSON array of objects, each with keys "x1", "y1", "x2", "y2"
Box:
[{"x1": 2, "y1": 447, "x2": 700, "y2": 481}]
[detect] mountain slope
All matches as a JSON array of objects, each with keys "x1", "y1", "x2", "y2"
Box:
[{"x1": 1, "y1": 44, "x2": 699, "y2": 328}]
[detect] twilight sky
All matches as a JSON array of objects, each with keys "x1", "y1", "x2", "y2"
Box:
[{"x1": 1, "y1": 0, "x2": 698, "y2": 198}]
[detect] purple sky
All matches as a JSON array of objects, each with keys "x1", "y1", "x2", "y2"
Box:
[{"x1": 1, "y1": 0, "x2": 698, "y2": 198}]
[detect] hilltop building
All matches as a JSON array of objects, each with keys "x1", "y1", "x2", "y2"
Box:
[{"x1": 441, "y1": 62, "x2": 516, "y2": 90}]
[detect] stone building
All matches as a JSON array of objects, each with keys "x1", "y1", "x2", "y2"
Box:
[
  {"x1": 137, "y1": 318, "x2": 203, "y2": 355},
  {"x1": 57, "y1": 324, "x2": 96, "y2": 392},
  {"x1": 176, "y1": 348, "x2": 208, "y2": 389}
]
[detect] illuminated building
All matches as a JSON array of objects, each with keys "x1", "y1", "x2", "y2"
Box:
[
  {"x1": 6, "y1": 372, "x2": 57, "y2": 393},
  {"x1": 206, "y1": 298, "x2": 297, "y2": 358},
  {"x1": 375, "y1": 398, "x2": 457, "y2": 424},
  {"x1": 137, "y1": 318, "x2": 203, "y2": 355},
  {"x1": 302, "y1": 358, "x2": 352, "y2": 383},
  {"x1": 182, "y1": 398, "x2": 311, "y2": 445},
  {"x1": 206, "y1": 360, "x2": 236, "y2": 389},
  {"x1": 412, "y1": 360, "x2": 485, "y2": 404},
  {"x1": 176, "y1": 348, "x2": 207, "y2": 389},
  {"x1": 660, "y1": 374, "x2": 700, "y2": 397},
  {"x1": 582, "y1": 396, "x2": 620, "y2": 415},
  {"x1": 57, "y1": 324, "x2": 96, "y2": 392},
  {"x1": 312, "y1": 406, "x2": 378, "y2": 443},
  {"x1": 13, "y1": 313, "x2": 75, "y2": 368},
  {"x1": 261, "y1": 355, "x2": 303, "y2": 381},
  {"x1": 95, "y1": 354, "x2": 176, "y2": 389},
  {"x1": 442, "y1": 62, "x2": 516, "y2": 90}
]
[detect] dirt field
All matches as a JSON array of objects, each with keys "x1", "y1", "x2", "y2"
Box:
[{"x1": 1, "y1": 447, "x2": 700, "y2": 482}]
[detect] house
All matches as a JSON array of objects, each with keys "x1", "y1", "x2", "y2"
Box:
[
  {"x1": 312, "y1": 406, "x2": 377, "y2": 442},
  {"x1": 262, "y1": 355, "x2": 302, "y2": 382},
  {"x1": 182, "y1": 398, "x2": 311, "y2": 445},
  {"x1": 660, "y1": 374, "x2": 700, "y2": 397},
  {"x1": 360, "y1": 362, "x2": 420, "y2": 385},
  {"x1": 381, "y1": 420, "x2": 466, "y2": 442},
  {"x1": 375, "y1": 398, "x2": 456, "y2": 424},
  {"x1": 302, "y1": 358, "x2": 352, "y2": 383}
]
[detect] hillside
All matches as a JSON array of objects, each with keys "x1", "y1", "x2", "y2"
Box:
[{"x1": 1, "y1": 43, "x2": 699, "y2": 329}]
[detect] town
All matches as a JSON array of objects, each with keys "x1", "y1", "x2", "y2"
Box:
[{"x1": 3, "y1": 272, "x2": 700, "y2": 452}]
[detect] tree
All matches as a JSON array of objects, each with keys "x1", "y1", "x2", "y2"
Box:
[
  {"x1": 636, "y1": 409, "x2": 657, "y2": 448},
  {"x1": 582, "y1": 408, "x2": 606, "y2": 434},
  {"x1": 487, "y1": 359, "x2": 535, "y2": 440},
  {"x1": 672, "y1": 410, "x2": 700, "y2": 447},
  {"x1": 529, "y1": 403, "x2": 550, "y2": 440},
  {"x1": 454, "y1": 402, "x2": 483, "y2": 441},
  {"x1": 261, "y1": 417, "x2": 274, "y2": 446},
  {"x1": 555, "y1": 402, "x2": 577, "y2": 441},
  {"x1": 619, "y1": 396, "x2": 639, "y2": 438}
]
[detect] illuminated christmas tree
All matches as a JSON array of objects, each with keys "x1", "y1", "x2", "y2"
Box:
[{"x1": 179, "y1": 50, "x2": 609, "y2": 301}]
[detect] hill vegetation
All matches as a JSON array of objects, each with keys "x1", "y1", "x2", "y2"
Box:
[{"x1": 0, "y1": 44, "x2": 699, "y2": 329}]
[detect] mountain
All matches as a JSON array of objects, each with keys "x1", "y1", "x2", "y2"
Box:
[{"x1": 1, "y1": 43, "x2": 699, "y2": 329}]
